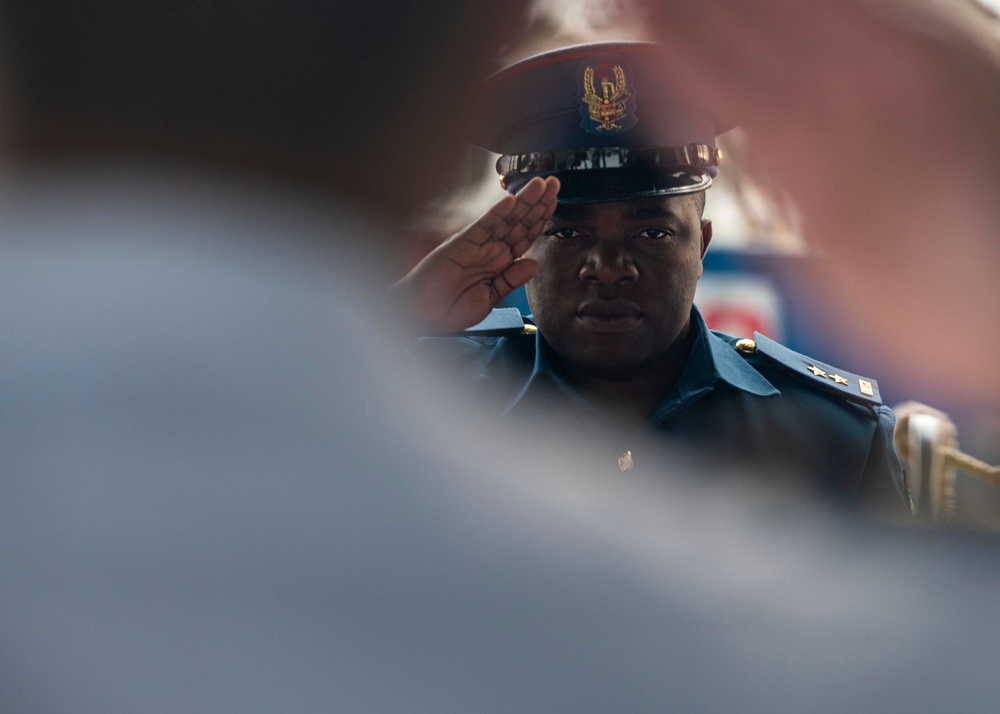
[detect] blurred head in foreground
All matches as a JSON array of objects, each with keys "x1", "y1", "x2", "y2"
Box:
[{"x1": 0, "y1": 1, "x2": 526, "y2": 225}]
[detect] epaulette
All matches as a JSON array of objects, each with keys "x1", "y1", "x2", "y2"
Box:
[
  {"x1": 732, "y1": 333, "x2": 883, "y2": 407},
  {"x1": 462, "y1": 307, "x2": 536, "y2": 337}
]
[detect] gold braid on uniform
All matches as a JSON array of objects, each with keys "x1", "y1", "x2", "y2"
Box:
[
  {"x1": 941, "y1": 448, "x2": 1000, "y2": 487},
  {"x1": 893, "y1": 401, "x2": 1000, "y2": 522}
]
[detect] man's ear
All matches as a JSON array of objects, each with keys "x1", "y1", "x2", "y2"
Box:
[{"x1": 700, "y1": 219, "x2": 713, "y2": 259}]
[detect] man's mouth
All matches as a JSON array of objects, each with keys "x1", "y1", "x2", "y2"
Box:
[{"x1": 574, "y1": 300, "x2": 644, "y2": 333}]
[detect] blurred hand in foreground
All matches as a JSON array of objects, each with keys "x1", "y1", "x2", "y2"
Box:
[{"x1": 645, "y1": 0, "x2": 1000, "y2": 405}]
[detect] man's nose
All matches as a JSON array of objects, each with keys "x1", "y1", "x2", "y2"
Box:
[{"x1": 579, "y1": 243, "x2": 638, "y2": 284}]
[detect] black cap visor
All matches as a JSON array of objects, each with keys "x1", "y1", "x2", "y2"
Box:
[{"x1": 507, "y1": 167, "x2": 712, "y2": 204}]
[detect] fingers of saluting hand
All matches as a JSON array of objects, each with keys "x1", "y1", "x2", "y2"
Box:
[{"x1": 472, "y1": 176, "x2": 560, "y2": 257}]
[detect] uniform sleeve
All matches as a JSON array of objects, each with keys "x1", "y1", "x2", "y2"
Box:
[{"x1": 858, "y1": 404, "x2": 913, "y2": 516}]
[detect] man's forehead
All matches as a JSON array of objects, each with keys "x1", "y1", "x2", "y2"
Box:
[{"x1": 552, "y1": 195, "x2": 696, "y2": 221}]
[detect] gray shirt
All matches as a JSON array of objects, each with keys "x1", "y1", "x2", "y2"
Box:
[{"x1": 1, "y1": 163, "x2": 998, "y2": 713}]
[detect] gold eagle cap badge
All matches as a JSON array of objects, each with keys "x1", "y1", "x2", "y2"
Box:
[{"x1": 578, "y1": 56, "x2": 638, "y2": 135}]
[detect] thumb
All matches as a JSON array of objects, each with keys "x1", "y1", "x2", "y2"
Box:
[{"x1": 493, "y1": 258, "x2": 539, "y2": 304}]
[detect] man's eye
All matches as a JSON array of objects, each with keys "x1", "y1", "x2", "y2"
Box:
[
  {"x1": 634, "y1": 228, "x2": 671, "y2": 240},
  {"x1": 546, "y1": 228, "x2": 583, "y2": 240}
]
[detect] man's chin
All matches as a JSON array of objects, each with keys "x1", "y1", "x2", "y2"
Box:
[{"x1": 566, "y1": 351, "x2": 653, "y2": 380}]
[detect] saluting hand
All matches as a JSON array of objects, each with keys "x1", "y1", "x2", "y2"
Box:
[{"x1": 391, "y1": 176, "x2": 559, "y2": 334}]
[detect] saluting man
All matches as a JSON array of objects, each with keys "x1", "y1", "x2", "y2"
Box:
[{"x1": 393, "y1": 41, "x2": 908, "y2": 512}]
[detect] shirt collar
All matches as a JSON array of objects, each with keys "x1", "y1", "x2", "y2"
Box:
[
  {"x1": 693, "y1": 308, "x2": 779, "y2": 398},
  {"x1": 503, "y1": 330, "x2": 591, "y2": 415}
]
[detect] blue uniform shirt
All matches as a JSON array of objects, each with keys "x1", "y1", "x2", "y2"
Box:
[{"x1": 414, "y1": 307, "x2": 909, "y2": 512}]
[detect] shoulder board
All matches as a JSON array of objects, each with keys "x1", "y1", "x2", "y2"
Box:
[
  {"x1": 462, "y1": 307, "x2": 536, "y2": 337},
  {"x1": 737, "y1": 333, "x2": 883, "y2": 407}
]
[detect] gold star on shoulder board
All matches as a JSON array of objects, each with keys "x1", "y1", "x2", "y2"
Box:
[
  {"x1": 806, "y1": 364, "x2": 827, "y2": 378},
  {"x1": 829, "y1": 374, "x2": 849, "y2": 385}
]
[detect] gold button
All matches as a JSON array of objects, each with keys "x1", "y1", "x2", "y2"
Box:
[
  {"x1": 735, "y1": 338, "x2": 756, "y2": 355},
  {"x1": 522, "y1": 324, "x2": 538, "y2": 335},
  {"x1": 618, "y1": 450, "x2": 634, "y2": 472}
]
